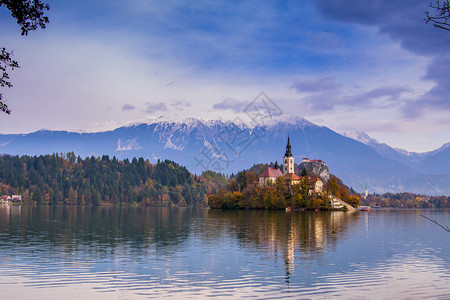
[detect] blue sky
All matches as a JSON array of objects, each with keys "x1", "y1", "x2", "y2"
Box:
[{"x1": 0, "y1": 0, "x2": 449, "y2": 152}]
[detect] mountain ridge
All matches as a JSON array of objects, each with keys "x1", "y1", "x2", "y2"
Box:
[
  {"x1": 341, "y1": 130, "x2": 450, "y2": 173},
  {"x1": 0, "y1": 117, "x2": 448, "y2": 195}
]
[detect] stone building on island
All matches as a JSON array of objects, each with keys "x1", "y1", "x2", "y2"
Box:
[
  {"x1": 259, "y1": 136, "x2": 318, "y2": 190},
  {"x1": 309, "y1": 175, "x2": 323, "y2": 195},
  {"x1": 257, "y1": 139, "x2": 355, "y2": 210},
  {"x1": 258, "y1": 162, "x2": 283, "y2": 187}
]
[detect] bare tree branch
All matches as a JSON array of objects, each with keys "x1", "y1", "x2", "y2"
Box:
[
  {"x1": 425, "y1": 0, "x2": 450, "y2": 32},
  {"x1": 420, "y1": 214, "x2": 450, "y2": 232}
]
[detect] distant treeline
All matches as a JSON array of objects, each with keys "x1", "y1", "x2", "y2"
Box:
[
  {"x1": 0, "y1": 153, "x2": 207, "y2": 206},
  {"x1": 360, "y1": 192, "x2": 449, "y2": 209},
  {"x1": 0, "y1": 154, "x2": 448, "y2": 209}
]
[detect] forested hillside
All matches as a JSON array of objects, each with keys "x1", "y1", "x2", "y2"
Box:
[
  {"x1": 1, "y1": 153, "x2": 447, "y2": 209},
  {"x1": 0, "y1": 153, "x2": 207, "y2": 206}
]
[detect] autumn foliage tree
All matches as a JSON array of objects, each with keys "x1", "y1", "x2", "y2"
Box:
[
  {"x1": 347, "y1": 195, "x2": 360, "y2": 208},
  {"x1": 208, "y1": 170, "x2": 335, "y2": 211}
]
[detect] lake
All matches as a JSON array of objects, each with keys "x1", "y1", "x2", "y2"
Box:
[{"x1": 0, "y1": 206, "x2": 448, "y2": 299}]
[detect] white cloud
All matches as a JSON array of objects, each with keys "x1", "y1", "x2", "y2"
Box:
[{"x1": 0, "y1": 0, "x2": 447, "y2": 153}]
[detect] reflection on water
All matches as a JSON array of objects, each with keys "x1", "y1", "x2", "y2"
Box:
[
  {"x1": 204, "y1": 210, "x2": 360, "y2": 284},
  {"x1": 0, "y1": 206, "x2": 448, "y2": 299}
]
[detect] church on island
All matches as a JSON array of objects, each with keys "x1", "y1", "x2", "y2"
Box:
[{"x1": 259, "y1": 137, "x2": 323, "y2": 193}]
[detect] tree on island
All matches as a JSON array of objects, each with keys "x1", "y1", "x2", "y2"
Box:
[
  {"x1": 0, "y1": 0, "x2": 50, "y2": 114},
  {"x1": 346, "y1": 195, "x2": 360, "y2": 208},
  {"x1": 207, "y1": 170, "x2": 349, "y2": 211},
  {"x1": 426, "y1": 0, "x2": 450, "y2": 31}
]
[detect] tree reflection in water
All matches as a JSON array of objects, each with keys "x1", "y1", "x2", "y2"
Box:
[
  {"x1": 0, "y1": 206, "x2": 200, "y2": 255},
  {"x1": 0, "y1": 206, "x2": 359, "y2": 288},
  {"x1": 204, "y1": 210, "x2": 360, "y2": 285},
  {"x1": 0, "y1": 206, "x2": 447, "y2": 298}
]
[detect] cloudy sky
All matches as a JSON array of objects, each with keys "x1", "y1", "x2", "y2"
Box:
[{"x1": 0, "y1": 0, "x2": 449, "y2": 152}]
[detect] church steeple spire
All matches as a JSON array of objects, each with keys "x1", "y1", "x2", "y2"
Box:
[
  {"x1": 283, "y1": 136, "x2": 294, "y2": 175},
  {"x1": 284, "y1": 135, "x2": 292, "y2": 157}
]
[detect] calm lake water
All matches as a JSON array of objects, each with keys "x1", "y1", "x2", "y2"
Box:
[{"x1": 0, "y1": 206, "x2": 448, "y2": 299}]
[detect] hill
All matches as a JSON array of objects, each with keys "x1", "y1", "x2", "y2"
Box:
[{"x1": 0, "y1": 154, "x2": 207, "y2": 207}]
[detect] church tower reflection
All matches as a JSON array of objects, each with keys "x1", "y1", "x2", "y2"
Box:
[{"x1": 248, "y1": 211, "x2": 359, "y2": 286}]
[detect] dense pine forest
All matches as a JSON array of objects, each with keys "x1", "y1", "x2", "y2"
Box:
[{"x1": 0, "y1": 153, "x2": 208, "y2": 206}]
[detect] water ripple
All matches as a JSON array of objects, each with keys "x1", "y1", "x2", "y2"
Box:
[{"x1": 1, "y1": 207, "x2": 449, "y2": 299}]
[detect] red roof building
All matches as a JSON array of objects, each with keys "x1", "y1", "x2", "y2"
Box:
[
  {"x1": 284, "y1": 173, "x2": 300, "y2": 180},
  {"x1": 284, "y1": 172, "x2": 301, "y2": 185},
  {"x1": 259, "y1": 167, "x2": 283, "y2": 178},
  {"x1": 259, "y1": 167, "x2": 283, "y2": 187}
]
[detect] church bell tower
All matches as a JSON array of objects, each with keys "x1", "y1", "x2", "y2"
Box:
[{"x1": 283, "y1": 136, "x2": 294, "y2": 175}]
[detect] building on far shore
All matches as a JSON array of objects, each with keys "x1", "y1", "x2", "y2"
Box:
[
  {"x1": 0, "y1": 195, "x2": 22, "y2": 205},
  {"x1": 11, "y1": 195, "x2": 22, "y2": 202}
]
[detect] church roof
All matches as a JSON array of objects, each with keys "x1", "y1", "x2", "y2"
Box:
[
  {"x1": 309, "y1": 175, "x2": 323, "y2": 183},
  {"x1": 284, "y1": 173, "x2": 300, "y2": 180},
  {"x1": 259, "y1": 167, "x2": 283, "y2": 178}
]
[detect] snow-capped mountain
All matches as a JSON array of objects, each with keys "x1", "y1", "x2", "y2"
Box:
[
  {"x1": 340, "y1": 131, "x2": 380, "y2": 146},
  {"x1": 340, "y1": 131, "x2": 417, "y2": 164},
  {"x1": 0, "y1": 117, "x2": 448, "y2": 195},
  {"x1": 341, "y1": 131, "x2": 450, "y2": 175}
]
